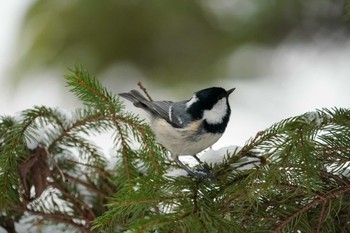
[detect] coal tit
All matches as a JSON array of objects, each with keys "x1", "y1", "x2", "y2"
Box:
[{"x1": 119, "y1": 87, "x2": 235, "y2": 178}]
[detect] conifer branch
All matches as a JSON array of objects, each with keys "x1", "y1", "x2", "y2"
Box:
[
  {"x1": 273, "y1": 185, "x2": 350, "y2": 232},
  {"x1": 11, "y1": 205, "x2": 93, "y2": 233},
  {"x1": 1, "y1": 66, "x2": 349, "y2": 232},
  {"x1": 316, "y1": 201, "x2": 328, "y2": 233}
]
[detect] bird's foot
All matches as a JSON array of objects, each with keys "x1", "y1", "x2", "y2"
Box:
[
  {"x1": 190, "y1": 163, "x2": 216, "y2": 180},
  {"x1": 173, "y1": 156, "x2": 215, "y2": 180}
]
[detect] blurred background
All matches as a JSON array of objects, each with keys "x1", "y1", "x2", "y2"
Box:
[{"x1": 1, "y1": 0, "x2": 350, "y2": 149}]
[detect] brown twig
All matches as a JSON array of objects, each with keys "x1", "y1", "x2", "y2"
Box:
[
  {"x1": 137, "y1": 81, "x2": 153, "y2": 101},
  {"x1": 316, "y1": 201, "x2": 327, "y2": 233},
  {"x1": 50, "y1": 180, "x2": 96, "y2": 221}
]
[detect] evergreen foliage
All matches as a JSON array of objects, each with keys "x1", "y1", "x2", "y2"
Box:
[{"x1": 0, "y1": 66, "x2": 349, "y2": 232}]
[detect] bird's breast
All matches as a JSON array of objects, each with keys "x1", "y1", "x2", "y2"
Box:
[{"x1": 150, "y1": 118, "x2": 223, "y2": 155}]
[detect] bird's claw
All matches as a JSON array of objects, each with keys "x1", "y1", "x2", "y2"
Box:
[
  {"x1": 189, "y1": 163, "x2": 216, "y2": 180},
  {"x1": 173, "y1": 157, "x2": 215, "y2": 180}
]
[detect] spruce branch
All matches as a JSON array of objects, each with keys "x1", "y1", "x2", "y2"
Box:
[
  {"x1": 65, "y1": 65, "x2": 121, "y2": 113},
  {"x1": 11, "y1": 205, "x2": 94, "y2": 233},
  {"x1": 93, "y1": 107, "x2": 350, "y2": 232},
  {"x1": 273, "y1": 185, "x2": 350, "y2": 233},
  {"x1": 1, "y1": 66, "x2": 171, "y2": 232},
  {"x1": 1, "y1": 66, "x2": 350, "y2": 233}
]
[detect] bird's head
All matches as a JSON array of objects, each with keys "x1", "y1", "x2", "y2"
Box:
[{"x1": 186, "y1": 87, "x2": 235, "y2": 128}]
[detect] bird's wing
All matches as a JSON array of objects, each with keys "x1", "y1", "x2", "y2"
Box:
[
  {"x1": 119, "y1": 90, "x2": 148, "y2": 107},
  {"x1": 147, "y1": 101, "x2": 184, "y2": 128},
  {"x1": 119, "y1": 90, "x2": 185, "y2": 128}
]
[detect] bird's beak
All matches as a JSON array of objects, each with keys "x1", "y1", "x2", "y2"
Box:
[{"x1": 226, "y1": 88, "x2": 235, "y2": 97}]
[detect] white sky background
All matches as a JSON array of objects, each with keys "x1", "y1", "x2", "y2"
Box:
[{"x1": 1, "y1": 2, "x2": 350, "y2": 154}]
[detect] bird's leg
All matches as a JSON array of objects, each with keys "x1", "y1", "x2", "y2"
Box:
[
  {"x1": 192, "y1": 154, "x2": 216, "y2": 179},
  {"x1": 173, "y1": 157, "x2": 196, "y2": 176},
  {"x1": 193, "y1": 154, "x2": 202, "y2": 164},
  {"x1": 171, "y1": 153, "x2": 215, "y2": 179},
  {"x1": 171, "y1": 153, "x2": 208, "y2": 178}
]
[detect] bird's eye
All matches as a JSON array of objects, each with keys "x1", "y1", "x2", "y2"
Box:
[{"x1": 218, "y1": 93, "x2": 225, "y2": 100}]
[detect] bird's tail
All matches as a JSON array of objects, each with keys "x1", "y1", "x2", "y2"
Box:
[{"x1": 118, "y1": 90, "x2": 149, "y2": 108}]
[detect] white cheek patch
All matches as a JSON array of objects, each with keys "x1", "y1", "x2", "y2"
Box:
[
  {"x1": 186, "y1": 95, "x2": 199, "y2": 109},
  {"x1": 203, "y1": 98, "x2": 227, "y2": 124}
]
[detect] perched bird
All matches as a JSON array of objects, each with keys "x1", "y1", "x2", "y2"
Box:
[{"x1": 119, "y1": 87, "x2": 235, "y2": 178}]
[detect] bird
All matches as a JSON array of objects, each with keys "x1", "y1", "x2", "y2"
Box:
[{"x1": 119, "y1": 87, "x2": 235, "y2": 178}]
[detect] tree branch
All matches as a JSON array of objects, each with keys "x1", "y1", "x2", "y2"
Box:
[{"x1": 273, "y1": 185, "x2": 350, "y2": 232}]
